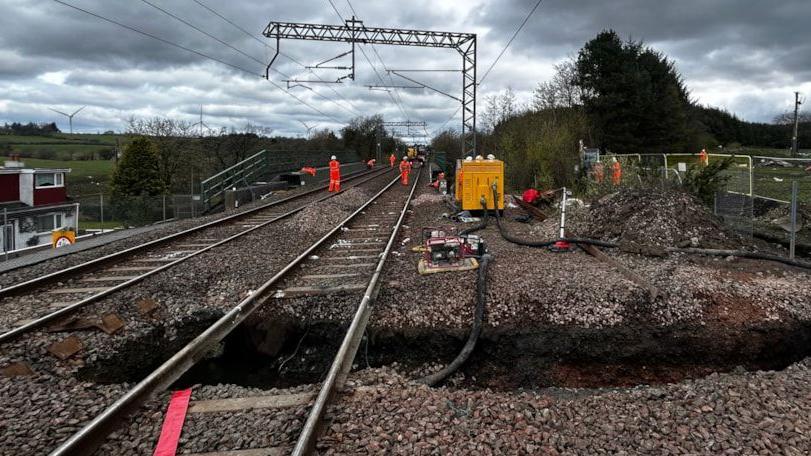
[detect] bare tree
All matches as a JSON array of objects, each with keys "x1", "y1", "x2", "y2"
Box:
[
  {"x1": 532, "y1": 59, "x2": 583, "y2": 111},
  {"x1": 481, "y1": 87, "x2": 520, "y2": 133},
  {"x1": 126, "y1": 116, "x2": 196, "y2": 192}
]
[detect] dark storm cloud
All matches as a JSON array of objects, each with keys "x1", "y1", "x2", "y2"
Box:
[{"x1": 0, "y1": 0, "x2": 807, "y2": 135}]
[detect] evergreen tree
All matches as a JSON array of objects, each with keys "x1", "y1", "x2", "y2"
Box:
[
  {"x1": 575, "y1": 30, "x2": 690, "y2": 154},
  {"x1": 111, "y1": 137, "x2": 164, "y2": 197}
]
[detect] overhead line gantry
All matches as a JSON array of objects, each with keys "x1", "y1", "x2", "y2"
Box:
[{"x1": 263, "y1": 17, "x2": 477, "y2": 157}]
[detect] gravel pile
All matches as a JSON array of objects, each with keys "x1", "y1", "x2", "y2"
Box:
[
  {"x1": 410, "y1": 192, "x2": 446, "y2": 207},
  {"x1": 574, "y1": 188, "x2": 738, "y2": 248},
  {"x1": 318, "y1": 360, "x2": 811, "y2": 454}
]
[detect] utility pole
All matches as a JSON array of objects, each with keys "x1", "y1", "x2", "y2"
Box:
[{"x1": 791, "y1": 91, "x2": 802, "y2": 158}]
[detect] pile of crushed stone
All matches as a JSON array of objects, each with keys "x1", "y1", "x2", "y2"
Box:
[
  {"x1": 285, "y1": 187, "x2": 371, "y2": 233},
  {"x1": 410, "y1": 192, "x2": 446, "y2": 207},
  {"x1": 576, "y1": 188, "x2": 738, "y2": 249}
]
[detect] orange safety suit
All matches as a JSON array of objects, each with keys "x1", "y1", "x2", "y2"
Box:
[
  {"x1": 593, "y1": 162, "x2": 605, "y2": 183},
  {"x1": 399, "y1": 159, "x2": 412, "y2": 185},
  {"x1": 699, "y1": 149, "x2": 708, "y2": 166},
  {"x1": 328, "y1": 159, "x2": 341, "y2": 192},
  {"x1": 389, "y1": 154, "x2": 397, "y2": 167},
  {"x1": 611, "y1": 161, "x2": 622, "y2": 186}
]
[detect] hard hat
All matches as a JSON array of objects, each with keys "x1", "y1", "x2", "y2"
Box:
[
  {"x1": 611, "y1": 157, "x2": 617, "y2": 163},
  {"x1": 475, "y1": 155, "x2": 483, "y2": 160},
  {"x1": 486, "y1": 154, "x2": 495, "y2": 160},
  {"x1": 403, "y1": 156, "x2": 407, "y2": 160},
  {"x1": 464, "y1": 156, "x2": 473, "y2": 161},
  {"x1": 331, "y1": 155, "x2": 337, "y2": 160}
]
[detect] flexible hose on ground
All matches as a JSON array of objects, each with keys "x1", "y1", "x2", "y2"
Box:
[
  {"x1": 417, "y1": 254, "x2": 491, "y2": 387},
  {"x1": 485, "y1": 185, "x2": 811, "y2": 270}
]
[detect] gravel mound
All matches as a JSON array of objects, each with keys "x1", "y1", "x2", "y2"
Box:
[
  {"x1": 577, "y1": 188, "x2": 737, "y2": 248},
  {"x1": 410, "y1": 192, "x2": 446, "y2": 207}
]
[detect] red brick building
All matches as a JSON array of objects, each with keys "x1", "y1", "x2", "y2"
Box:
[{"x1": 1, "y1": 157, "x2": 77, "y2": 252}]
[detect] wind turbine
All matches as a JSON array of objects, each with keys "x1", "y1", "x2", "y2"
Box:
[
  {"x1": 299, "y1": 120, "x2": 315, "y2": 139},
  {"x1": 49, "y1": 106, "x2": 86, "y2": 134},
  {"x1": 192, "y1": 105, "x2": 212, "y2": 138}
]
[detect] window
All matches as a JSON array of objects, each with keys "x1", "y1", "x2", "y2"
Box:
[
  {"x1": 35, "y1": 213, "x2": 63, "y2": 232},
  {"x1": 35, "y1": 173, "x2": 64, "y2": 188}
]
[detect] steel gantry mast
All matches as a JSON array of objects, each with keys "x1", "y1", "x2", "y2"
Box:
[{"x1": 263, "y1": 18, "x2": 477, "y2": 156}]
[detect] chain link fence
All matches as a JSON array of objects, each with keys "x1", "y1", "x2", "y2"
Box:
[{"x1": 73, "y1": 192, "x2": 205, "y2": 233}]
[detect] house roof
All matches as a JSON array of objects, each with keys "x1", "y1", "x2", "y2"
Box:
[{"x1": 0, "y1": 167, "x2": 72, "y2": 175}]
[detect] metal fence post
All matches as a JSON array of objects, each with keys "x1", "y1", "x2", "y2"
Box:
[
  {"x1": 3, "y1": 208, "x2": 7, "y2": 262},
  {"x1": 789, "y1": 180, "x2": 798, "y2": 260},
  {"x1": 99, "y1": 193, "x2": 105, "y2": 233}
]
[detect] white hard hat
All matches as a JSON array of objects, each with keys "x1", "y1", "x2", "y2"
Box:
[
  {"x1": 475, "y1": 155, "x2": 483, "y2": 160},
  {"x1": 464, "y1": 156, "x2": 473, "y2": 161},
  {"x1": 486, "y1": 154, "x2": 495, "y2": 160},
  {"x1": 611, "y1": 157, "x2": 617, "y2": 163},
  {"x1": 331, "y1": 155, "x2": 337, "y2": 160},
  {"x1": 403, "y1": 156, "x2": 407, "y2": 160}
]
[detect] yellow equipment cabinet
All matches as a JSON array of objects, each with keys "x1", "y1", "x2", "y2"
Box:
[{"x1": 456, "y1": 159, "x2": 504, "y2": 211}]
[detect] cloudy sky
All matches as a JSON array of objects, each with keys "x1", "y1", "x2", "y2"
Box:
[{"x1": 0, "y1": 0, "x2": 809, "y2": 137}]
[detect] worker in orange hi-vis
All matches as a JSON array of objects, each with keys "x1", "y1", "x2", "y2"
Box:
[
  {"x1": 611, "y1": 157, "x2": 622, "y2": 186},
  {"x1": 328, "y1": 155, "x2": 341, "y2": 192},
  {"x1": 592, "y1": 161, "x2": 605, "y2": 183},
  {"x1": 300, "y1": 166, "x2": 316, "y2": 176},
  {"x1": 699, "y1": 148, "x2": 709, "y2": 166},
  {"x1": 389, "y1": 153, "x2": 397, "y2": 168},
  {"x1": 366, "y1": 158, "x2": 376, "y2": 169},
  {"x1": 399, "y1": 156, "x2": 412, "y2": 185}
]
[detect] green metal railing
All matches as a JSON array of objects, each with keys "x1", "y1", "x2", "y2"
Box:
[{"x1": 200, "y1": 149, "x2": 361, "y2": 207}]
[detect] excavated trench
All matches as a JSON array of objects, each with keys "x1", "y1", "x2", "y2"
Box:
[
  {"x1": 148, "y1": 316, "x2": 811, "y2": 391},
  {"x1": 75, "y1": 307, "x2": 811, "y2": 390}
]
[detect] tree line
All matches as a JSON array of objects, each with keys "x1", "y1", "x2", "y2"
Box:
[{"x1": 111, "y1": 114, "x2": 402, "y2": 199}]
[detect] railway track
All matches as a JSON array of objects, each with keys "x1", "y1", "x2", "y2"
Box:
[
  {"x1": 43, "y1": 165, "x2": 421, "y2": 455},
  {"x1": 0, "y1": 166, "x2": 393, "y2": 344}
]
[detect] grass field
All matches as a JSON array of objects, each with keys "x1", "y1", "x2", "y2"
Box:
[
  {"x1": 1, "y1": 155, "x2": 116, "y2": 195},
  {"x1": 0, "y1": 133, "x2": 127, "y2": 160}
]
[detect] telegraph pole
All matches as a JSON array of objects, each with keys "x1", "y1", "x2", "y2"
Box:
[{"x1": 791, "y1": 92, "x2": 802, "y2": 158}]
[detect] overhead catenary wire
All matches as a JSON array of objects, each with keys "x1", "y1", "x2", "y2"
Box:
[
  {"x1": 190, "y1": 0, "x2": 363, "y2": 116},
  {"x1": 327, "y1": 0, "x2": 411, "y2": 121},
  {"x1": 345, "y1": 0, "x2": 413, "y2": 121},
  {"x1": 479, "y1": 0, "x2": 544, "y2": 85},
  {"x1": 137, "y1": 0, "x2": 361, "y2": 119},
  {"x1": 51, "y1": 0, "x2": 346, "y2": 124}
]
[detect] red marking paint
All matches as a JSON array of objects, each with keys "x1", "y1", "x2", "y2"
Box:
[{"x1": 152, "y1": 389, "x2": 192, "y2": 456}]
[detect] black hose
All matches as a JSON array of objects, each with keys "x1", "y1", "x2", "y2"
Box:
[
  {"x1": 458, "y1": 186, "x2": 811, "y2": 271},
  {"x1": 459, "y1": 200, "x2": 490, "y2": 235},
  {"x1": 417, "y1": 254, "x2": 491, "y2": 387},
  {"x1": 667, "y1": 247, "x2": 811, "y2": 270}
]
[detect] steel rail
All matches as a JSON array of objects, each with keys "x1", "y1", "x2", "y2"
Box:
[
  {"x1": 49, "y1": 172, "x2": 405, "y2": 456},
  {"x1": 293, "y1": 166, "x2": 423, "y2": 455},
  {"x1": 0, "y1": 166, "x2": 385, "y2": 296},
  {"x1": 0, "y1": 167, "x2": 395, "y2": 345}
]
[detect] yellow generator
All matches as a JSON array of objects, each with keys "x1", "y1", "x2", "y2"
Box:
[{"x1": 455, "y1": 158, "x2": 504, "y2": 211}]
